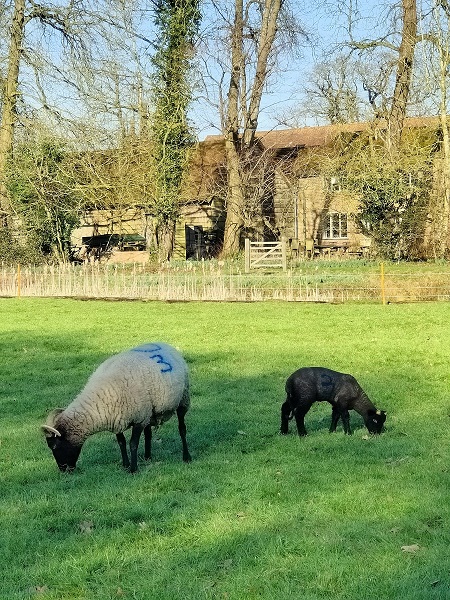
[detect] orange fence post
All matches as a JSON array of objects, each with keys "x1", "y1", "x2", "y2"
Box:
[
  {"x1": 380, "y1": 262, "x2": 386, "y2": 305},
  {"x1": 17, "y1": 264, "x2": 21, "y2": 298}
]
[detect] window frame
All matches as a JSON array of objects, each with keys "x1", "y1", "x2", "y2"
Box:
[{"x1": 322, "y1": 212, "x2": 348, "y2": 240}]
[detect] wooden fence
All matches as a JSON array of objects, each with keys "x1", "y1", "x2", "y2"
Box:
[
  {"x1": 2, "y1": 262, "x2": 450, "y2": 303},
  {"x1": 244, "y1": 238, "x2": 287, "y2": 272}
]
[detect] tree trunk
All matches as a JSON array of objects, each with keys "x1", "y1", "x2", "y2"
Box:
[
  {"x1": 157, "y1": 220, "x2": 175, "y2": 263},
  {"x1": 388, "y1": 0, "x2": 417, "y2": 152},
  {"x1": 438, "y1": 48, "x2": 450, "y2": 257},
  {"x1": 242, "y1": 0, "x2": 282, "y2": 149},
  {"x1": 221, "y1": 0, "x2": 244, "y2": 257},
  {"x1": 221, "y1": 0, "x2": 282, "y2": 257},
  {"x1": 223, "y1": 138, "x2": 244, "y2": 255},
  {"x1": 150, "y1": 0, "x2": 200, "y2": 262},
  {"x1": 0, "y1": 0, "x2": 26, "y2": 227}
]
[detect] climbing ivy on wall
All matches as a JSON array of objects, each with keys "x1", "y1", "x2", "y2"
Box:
[{"x1": 150, "y1": 0, "x2": 201, "y2": 261}]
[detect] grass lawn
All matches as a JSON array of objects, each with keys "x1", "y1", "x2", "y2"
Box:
[{"x1": 1, "y1": 298, "x2": 449, "y2": 599}]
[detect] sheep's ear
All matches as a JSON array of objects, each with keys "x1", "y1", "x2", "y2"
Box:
[
  {"x1": 46, "y1": 408, "x2": 64, "y2": 423},
  {"x1": 41, "y1": 425, "x2": 61, "y2": 437}
]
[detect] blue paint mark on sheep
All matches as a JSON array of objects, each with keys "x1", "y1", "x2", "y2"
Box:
[
  {"x1": 320, "y1": 373, "x2": 332, "y2": 387},
  {"x1": 132, "y1": 344, "x2": 173, "y2": 373}
]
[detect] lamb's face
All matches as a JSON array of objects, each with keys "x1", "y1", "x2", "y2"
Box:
[
  {"x1": 366, "y1": 409, "x2": 387, "y2": 434},
  {"x1": 45, "y1": 434, "x2": 82, "y2": 472}
]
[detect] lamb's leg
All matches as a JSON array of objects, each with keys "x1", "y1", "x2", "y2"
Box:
[
  {"x1": 294, "y1": 408, "x2": 309, "y2": 436},
  {"x1": 341, "y1": 410, "x2": 352, "y2": 435},
  {"x1": 144, "y1": 424, "x2": 152, "y2": 460},
  {"x1": 329, "y1": 406, "x2": 341, "y2": 432},
  {"x1": 176, "y1": 405, "x2": 191, "y2": 463},
  {"x1": 280, "y1": 400, "x2": 292, "y2": 434},
  {"x1": 129, "y1": 424, "x2": 144, "y2": 472},
  {"x1": 116, "y1": 432, "x2": 130, "y2": 469}
]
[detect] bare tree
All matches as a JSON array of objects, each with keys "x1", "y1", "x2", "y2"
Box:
[
  {"x1": 0, "y1": 0, "x2": 89, "y2": 227},
  {"x1": 0, "y1": 0, "x2": 26, "y2": 226},
  {"x1": 418, "y1": 0, "x2": 450, "y2": 256},
  {"x1": 203, "y1": 0, "x2": 304, "y2": 256},
  {"x1": 277, "y1": 55, "x2": 371, "y2": 127},
  {"x1": 344, "y1": 0, "x2": 418, "y2": 152},
  {"x1": 0, "y1": 0, "x2": 161, "y2": 262},
  {"x1": 389, "y1": 0, "x2": 418, "y2": 151}
]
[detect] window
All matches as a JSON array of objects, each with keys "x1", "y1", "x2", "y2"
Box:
[
  {"x1": 328, "y1": 176, "x2": 342, "y2": 192},
  {"x1": 323, "y1": 212, "x2": 348, "y2": 239}
]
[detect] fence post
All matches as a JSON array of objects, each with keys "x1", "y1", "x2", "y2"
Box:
[
  {"x1": 380, "y1": 262, "x2": 386, "y2": 305},
  {"x1": 245, "y1": 238, "x2": 250, "y2": 273},
  {"x1": 281, "y1": 237, "x2": 287, "y2": 272},
  {"x1": 17, "y1": 264, "x2": 21, "y2": 298}
]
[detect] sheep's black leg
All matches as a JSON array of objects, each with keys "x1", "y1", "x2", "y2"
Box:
[
  {"x1": 176, "y1": 405, "x2": 191, "y2": 462},
  {"x1": 294, "y1": 409, "x2": 309, "y2": 436},
  {"x1": 144, "y1": 424, "x2": 152, "y2": 460},
  {"x1": 129, "y1": 424, "x2": 144, "y2": 473},
  {"x1": 280, "y1": 400, "x2": 291, "y2": 434},
  {"x1": 329, "y1": 406, "x2": 341, "y2": 432},
  {"x1": 341, "y1": 410, "x2": 352, "y2": 435},
  {"x1": 116, "y1": 432, "x2": 130, "y2": 469}
]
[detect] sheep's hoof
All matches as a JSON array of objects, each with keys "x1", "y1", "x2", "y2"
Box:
[{"x1": 183, "y1": 454, "x2": 192, "y2": 463}]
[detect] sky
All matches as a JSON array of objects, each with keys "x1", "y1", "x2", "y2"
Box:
[
  {"x1": 191, "y1": 0, "x2": 387, "y2": 139},
  {"x1": 10, "y1": 0, "x2": 434, "y2": 145},
  {"x1": 190, "y1": 0, "x2": 444, "y2": 140}
]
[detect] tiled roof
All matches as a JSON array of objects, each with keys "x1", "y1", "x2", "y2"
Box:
[
  {"x1": 256, "y1": 122, "x2": 366, "y2": 149},
  {"x1": 204, "y1": 116, "x2": 442, "y2": 150}
]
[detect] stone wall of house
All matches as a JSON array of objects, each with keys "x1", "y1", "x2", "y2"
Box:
[
  {"x1": 71, "y1": 208, "x2": 146, "y2": 246},
  {"x1": 174, "y1": 199, "x2": 225, "y2": 259},
  {"x1": 273, "y1": 172, "x2": 370, "y2": 249},
  {"x1": 72, "y1": 200, "x2": 226, "y2": 259},
  {"x1": 272, "y1": 171, "x2": 296, "y2": 239}
]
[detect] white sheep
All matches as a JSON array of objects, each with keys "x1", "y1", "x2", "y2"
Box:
[{"x1": 41, "y1": 342, "x2": 191, "y2": 472}]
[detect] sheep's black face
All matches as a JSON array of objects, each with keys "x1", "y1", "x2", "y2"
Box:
[
  {"x1": 46, "y1": 436, "x2": 82, "y2": 472},
  {"x1": 366, "y1": 410, "x2": 387, "y2": 434}
]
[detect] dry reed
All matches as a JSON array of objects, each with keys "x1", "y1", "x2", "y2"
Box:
[{"x1": 1, "y1": 262, "x2": 450, "y2": 303}]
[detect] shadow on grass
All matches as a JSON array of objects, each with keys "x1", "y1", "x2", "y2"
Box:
[
  {"x1": 1, "y1": 329, "x2": 448, "y2": 598},
  {"x1": 7, "y1": 457, "x2": 448, "y2": 599},
  {"x1": 0, "y1": 327, "x2": 435, "y2": 482}
]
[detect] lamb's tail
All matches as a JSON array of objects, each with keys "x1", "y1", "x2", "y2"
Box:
[{"x1": 285, "y1": 393, "x2": 295, "y2": 420}]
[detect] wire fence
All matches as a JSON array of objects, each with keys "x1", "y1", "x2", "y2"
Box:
[{"x1": 1, "y1": 262, "x2": 450, "y2": 303}]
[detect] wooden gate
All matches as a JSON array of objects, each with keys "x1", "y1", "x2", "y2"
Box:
[{"x1": 244, "y1": 238, "x2": 287, "y2": 272}]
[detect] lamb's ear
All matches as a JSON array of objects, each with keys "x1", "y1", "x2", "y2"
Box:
[{"x1": 41, "y1": 425, "x2": 61, "y2": 437}]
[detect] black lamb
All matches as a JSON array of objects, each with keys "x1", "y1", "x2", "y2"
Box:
[{"x1": 280, "y1": 367, "x2": 386, "y2": 436}]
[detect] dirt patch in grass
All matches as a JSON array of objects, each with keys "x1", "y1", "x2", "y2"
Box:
[{"x1": 107, "y1": 250, "x2": 148, "y2": 264}]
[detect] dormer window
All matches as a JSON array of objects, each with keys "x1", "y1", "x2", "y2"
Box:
[{"x1": 329, "y1": 176, "x2": 342, "y2": 192}]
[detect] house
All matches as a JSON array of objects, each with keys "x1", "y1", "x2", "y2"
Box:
[
  {"x1": 70, "y1": 138, "x2": 226, "y2": 261},
  {"x1": 71, "y1": 117, "x2": 443, "y2": 260},
  {"x1": 187, "y1": 117, "x2": 442, "y2": 258},
  {"x1": 179, "y1": 122, "x2": 373, "y2": 258}
]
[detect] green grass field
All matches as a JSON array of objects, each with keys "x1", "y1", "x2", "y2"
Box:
[{"x1": 1, "y1": 298, "x2": 449, "y2": 599}]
